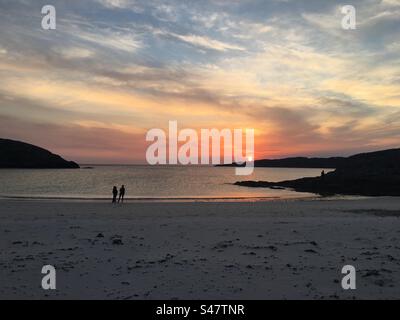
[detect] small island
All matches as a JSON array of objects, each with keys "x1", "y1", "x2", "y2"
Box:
[
  {"x1": 217, "y1": 156, "x2": 346, "y2": 168},
  {"x1": 235, "y1": 148, "x2": 400, "y2": 197},
  {"x1": 0, "y1": 138, "x2": 80, "y2": 169}
]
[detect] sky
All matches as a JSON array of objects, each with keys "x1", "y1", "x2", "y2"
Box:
[{"x1": 0, "y1": 0, "x2": 399, "y2": 164}]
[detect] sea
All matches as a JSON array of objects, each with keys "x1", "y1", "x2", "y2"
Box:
[{"x1": 0, "y1": 165, "x2": 333, "y2": 201}]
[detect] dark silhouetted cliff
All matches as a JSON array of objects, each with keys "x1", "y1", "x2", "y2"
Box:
[
  {"x1": 0, "y1": 138, "x2": 79, "y2": 169},
  {"x1": 235, "y1": 148, "x2": 400, "y2": 196}
]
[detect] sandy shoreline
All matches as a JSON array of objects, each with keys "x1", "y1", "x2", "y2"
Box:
[{"x1": 1, "y1": 197, "x2": 400, "y2": 299}]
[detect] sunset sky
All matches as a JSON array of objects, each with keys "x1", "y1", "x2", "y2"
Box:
[{"x1": 0, "y1": 0, "x2": 399, "y2": 163}]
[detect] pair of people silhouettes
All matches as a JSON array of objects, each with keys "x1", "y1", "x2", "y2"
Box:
[{"x1": 112, "y1": 185, "x2": 125, "y2": 203}]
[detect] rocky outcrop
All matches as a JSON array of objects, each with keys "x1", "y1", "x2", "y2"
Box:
[
  {"x1": 235, "y1": 148, "x2": 400, "y2": 197},
  {"x1": 0, "y1": 138, "x2": 79, "y2": 169}
]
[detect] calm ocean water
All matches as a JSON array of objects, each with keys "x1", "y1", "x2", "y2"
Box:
[{"x1": 0, "y1": 166, "x2": 332, "y2": 201}]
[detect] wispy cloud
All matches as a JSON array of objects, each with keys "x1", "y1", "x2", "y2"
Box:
[
  {"x1": 69, "y1": 27, "x2": 143, "y2": 52},
  {"x1": 0, "y1": 0, "x2": 399, "y2": 162},
  {"x1": 166, "y1": 33, "x2": 245, "y2": 52},
  {"x1": 54, "y1": 47, "x2": 94, "y2": 59}
]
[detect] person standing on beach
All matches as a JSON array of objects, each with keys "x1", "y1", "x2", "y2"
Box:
[
  {"x1": 118, "y1": 185, "x2": 126, "y2": 203},
  {"x1": 112, "y1": 186, "x2": 118, "y2": 203}
]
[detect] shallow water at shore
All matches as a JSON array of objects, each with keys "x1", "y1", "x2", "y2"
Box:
[{"x1": 0, "y1": 165, "x2": 333, "y2": 200}]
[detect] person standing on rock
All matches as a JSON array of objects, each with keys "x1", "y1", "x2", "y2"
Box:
[{"x1": 118, "y1": 185, "x2": 126, "y2": 203}]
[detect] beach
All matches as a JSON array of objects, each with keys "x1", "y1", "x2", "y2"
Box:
[{"x1": 1, "y1": 197, "x2": 400, "y2": 300}]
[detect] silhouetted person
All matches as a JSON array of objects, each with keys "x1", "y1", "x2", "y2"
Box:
[
  {"x1": 112, "y1": 186, "x2": 118, "y2": 203},
  {"x1": 321, "y1": 170, "x2": 325, "y2": 180},
  {"x1": 118, "y1": 185, "x2": 125, "y2": 203}
]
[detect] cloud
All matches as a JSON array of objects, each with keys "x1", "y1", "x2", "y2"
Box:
[
  {"x1": 0, "y1": 0, "x2": 400, "y2": 161},
  {"x1": 70, "y1": 28, "x2": 142, "y2": 53},
  {"x1": 158, "y1": 31, "x2": 246, "y2": 52},
  {"x1": 96, "y1": 0, "x2": 132, "y2": 9},
  {"x1": 54, "y1": 47, "x2": 94, "y2": 59},
  {"x1": 174, "y1": 33, "x2": 245, "y2": 52},
  {"x1": 0, "y1": 115, "x2": 148, "y2": 163}
]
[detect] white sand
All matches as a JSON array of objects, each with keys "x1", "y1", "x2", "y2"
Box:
[{"x1": 1, "y1": 197, "x2": 400, "y2": 300}]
